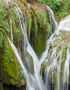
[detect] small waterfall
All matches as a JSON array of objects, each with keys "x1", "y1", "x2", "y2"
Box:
[
  {"x1": 8, "y1": 38, "x2": 37, "y2": 90},
  {"x1": 46, "y1": 5, "x2": 58, "y2": 31},
  {"x1": 57, "y1": 15, "x2": 70, "y2": 31},
  {"x1": 8, "y1": 38, "x2": 28, "y2": 78},
  {"x1": 40, "y1": 15, "x2": 70, "y2": 64},
  {"x1": 63, "y1": 47, "x2": 70, "y2": 90},
  {"x1": 10, "y1": 19, "x2": 13, "y2": 43},
  {"x1": 12, "y1": 5, "x2": 46, "y2": 90},
  {"x1": 45, "y1": 47, "x2": 62, "y2": 90},
  {"x1": 40, "y1": 15, "x2": 70, "y2": 90}
]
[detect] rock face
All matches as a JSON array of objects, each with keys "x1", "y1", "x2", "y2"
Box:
[{"x1": 28, "y1": 2, "x2": 51, "y2": 56}]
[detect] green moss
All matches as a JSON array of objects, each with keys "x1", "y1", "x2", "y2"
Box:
[
  {"x1": 0, "y1": 31, "x2": 4, "y2": 61},
  {"x1": 27, "y1": 0, "x2": 36, "y2": 3},
  {"x1": 0, "y1": 5, "x2": 24, "y2": 85},
  {"x1": 10, "y1": 7, "x2": 23, "y2": 46},
  {"x1": 0, "y1": 32, "x2": 4, "y2": 47},
  {"x1": 0, "y1": 31, "x2": 20, "y2": 85},
  {"x1": 46, "y1": 0, "x2": 62, "y2": 10},
  {"x1": 29, "y1": 6, "x2": 51, "y2": 56},
  {"x1": 26, "y1": 8, "x2": 32, "y2": 38},
  {"x1": 0, "y1": 3, "x2": 8, "y2": 18},
  {"x1": 60, "y1": 45, "x2": 67, "y2": 83},
  {"x1": 46, "y1": 0, "x2": 70, "y2": 20},
  {"x1": 0, "y1": 2, "x2": 25, "y2": 85},
  {"x1": 11, "y1": 1, "x2": 52, "y2": 57},
  {"x1": 0, "y1": 3, "x2": 10, "y2": 34},
  {"x1": 38, "y1": 0, "x2": 46, "y2": 3}
]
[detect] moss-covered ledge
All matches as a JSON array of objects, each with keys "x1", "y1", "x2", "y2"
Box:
[
  {"x1": 0, "y1": 0, "x2": 25, "y2": 87},
  {"x1": 0, "y1": 28, "x2": 26, "y2": 88}
]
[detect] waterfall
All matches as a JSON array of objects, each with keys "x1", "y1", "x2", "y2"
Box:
[
  {"x1": 57, "y1": 15, "x2": 70, "y2": 31},
  {"x1": 46, "y1": 5, "x2": 58, "y2": 31},
  {"x1": 40, "y1": 5, "x2": 58, "y2": 65},
  {"x1": 10, "y1": 19, "x2": 13, "y2": 43},
  {"x1": 6, "y1": 0, "x2": 70, "y2": 90},
  {"x1": 63, "y1": 47, "x2": 70, "y2": 90},
  {"x1": 8, "y1": 38, "x2": 37, "y2": 90},
  {"x1": 42, "y1": 15, "x2": 70, "y2": 90},
  {"x1": 6, "y1": 3, "x2": 46, "y2": 90},
  {"x1": 40, "y1": 15, "x2": 70, "y2": 64},
  {"x1": 12, "y1": 5, "x2": 70, "y2": 90}
]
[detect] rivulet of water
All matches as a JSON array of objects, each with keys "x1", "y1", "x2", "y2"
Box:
[
  {"x1": 10, "y1": 19, "x2": 13, "y2": 43},
  {"x1": 46, "y1": 5, "x2": 58, "y2": 31}
]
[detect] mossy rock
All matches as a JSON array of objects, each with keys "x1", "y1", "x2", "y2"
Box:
[
  {"x1": 27, "y1": 0, "x2": 37, "y2": 3},
  {"x1": 0, "y1": 2, "x2": 10, "y2": 35},
  {"x1": 17, "y1": 1, "x2": 53, "y2": 57},
  {"x1": 0, "y1": 29, "x2": 19, "y2": 85},
  {"x1": 46, "y1": 0, "x2": 70, "y2": 21},
  {"x1": 0, "y1": 1, "x2": 25, "y2": 86},
  {"x1": 38, "y1": 0, "x2": 46, "y2": 3},
  {"x1": 11, "y1": 1, "x2": 53, "y2": 57},
  {"x1": 9, "y1": 6, "x2": 23, "y2": 46},
  {"x1": 42, "y1": 30, "x2": 70, "y2": 90},
  {"x1": 26, "y1": 2, "x2": 52, "y2": 57}
]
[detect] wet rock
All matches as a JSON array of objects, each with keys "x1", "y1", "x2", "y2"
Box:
[
  {"x1": 0, "y1": 82, "x2": 3, "y2": 90},
  {"x1": 3, "y1": 83, "x2": 26, "y2": 90}
]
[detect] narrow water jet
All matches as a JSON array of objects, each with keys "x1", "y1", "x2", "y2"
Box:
[
  {"x1": 10, "y1": 19, "x2": 13, "y2": 43},
  {"x1": 46, "y1": 5, "x2": 58, "y2": 31},
  {"x1": 63, "y1": 47, "x2": 70, "y2": 90}
]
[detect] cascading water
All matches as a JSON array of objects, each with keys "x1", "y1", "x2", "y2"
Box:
[
  {"x1": 43, "y1": 15, "x2": 70, "y2": 90},
  {"x1": 15, "y1": 6, "x2": 46, "y2": 90},
  {"x1": 46, "y1": 5, "x2": 58, "y2": 31},
  {"x1": 57, "y1": 15, "x2": 70, "y2": 31},
  {"x1": 63, "y1": 47, "x2": 70, "y2": 90},
  {"x1": 7, "y1": 1, "x2": 46, "y2": 90},
  {"x1": 8, "y1": 38, "x2": 37, "y2": 90},
  {"x1": 6, "y1": 0, "x2": 70, "y2": 90},
  {"x1": 10, "y1": 19, "x2": 13, "y2": 43}
]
